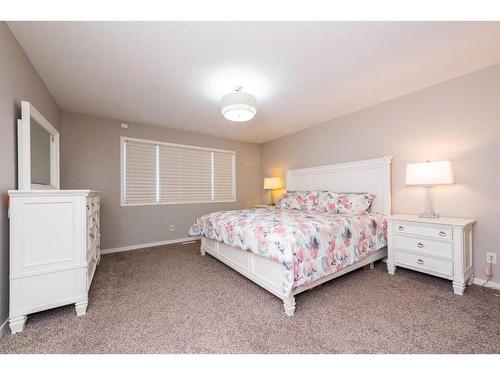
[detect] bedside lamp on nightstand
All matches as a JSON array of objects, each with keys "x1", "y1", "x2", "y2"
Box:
[
  {"x1": 405, "y1": 160, "x2": 454, "y2": 219},
  {"x1": 264, "y1": 177, "x2": 282, "y2": 205}
]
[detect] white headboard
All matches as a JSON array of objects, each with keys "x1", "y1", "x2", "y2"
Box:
[{"x1": 286, "y1": 156, "x2": 393, "y2": 216}]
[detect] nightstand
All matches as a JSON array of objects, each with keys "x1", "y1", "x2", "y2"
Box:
[
  {"x1": 387, "y1": 214, "x2": 475, "y2": 295},
  {"x1": 251, "y1": 204, "x2": 275, "y2": 208}
]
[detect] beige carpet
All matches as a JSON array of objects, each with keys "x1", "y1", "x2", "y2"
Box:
[{"x1": 1, "y1": 241, "x2": 499, "y2": 353}]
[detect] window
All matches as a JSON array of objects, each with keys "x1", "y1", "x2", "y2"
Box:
[{"x1": 121, "y1": 137, "x2": 236, "y2": 205}]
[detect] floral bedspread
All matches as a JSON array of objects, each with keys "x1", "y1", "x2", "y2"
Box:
[{"x1": 189, "y1": 208, "x2": 387, "y2": 297}]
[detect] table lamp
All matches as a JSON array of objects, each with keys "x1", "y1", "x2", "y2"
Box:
[
  {"x1": 264, "y1": 177, "x2": 282, "y2": 205},
  {"x1": 405, "y1": 160, "x2": 454, "y2": 218}
]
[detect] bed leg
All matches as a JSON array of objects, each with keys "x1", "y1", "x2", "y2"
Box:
[
  {"x1": 369, "y1": 262, "x2": 375, "y2": 270},
  {"x1": 387, "y1": 264, "x2": 396, "y2": 275},
  {"x1": 283, "y1": 296, "x2": 296, "y2": 317},
  {"x1": 200, "y1": 247, "x2": 206, "y2": 256}
]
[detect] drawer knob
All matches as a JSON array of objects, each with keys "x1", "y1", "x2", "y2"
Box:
[
  {"x1": 417, "y1": 242, "x2": 424, "y2": 248},
  {"x1": 438, "y1": 231, "x2": 447, "y2": 237},
  {"x1": 397, "y1": 225, "x2": 404, "y2": 231},
  {"x1": 417, "y1": 258, "x2": 424, "y2": 265}
]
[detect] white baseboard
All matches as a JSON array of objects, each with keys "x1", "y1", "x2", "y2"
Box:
[
  {"x1": 0, "y1": 318, "x2": 8, "y2": 337},
  {"x1": 472, "y1": 277, "x2": 500, "y2": 290},
  {"x1": 101, "y1": 236, "x2": 201, "y2": 255}
]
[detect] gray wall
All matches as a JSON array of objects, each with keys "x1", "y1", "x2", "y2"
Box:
[
  {"x1": 261, "y1": 63, "x2": 500, "y2": 284},
  {"x1": 0, "y1": 22, "x2": 60, "y2": 332},
  {"x1": 60, "y1": 112, "x2": 262, "y2": 250}
]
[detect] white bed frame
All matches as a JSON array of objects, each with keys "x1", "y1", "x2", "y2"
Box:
[{"x1": 200, "y1": 156, "x2": 393, "y2": 316}]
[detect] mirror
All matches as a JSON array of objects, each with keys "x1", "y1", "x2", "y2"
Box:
[
  {"x1": 30, "y1": 116, "x2": 51, "y2": 185},
  {"x1": 17, "y1": 101, "x2": 60, "y2": 190}
]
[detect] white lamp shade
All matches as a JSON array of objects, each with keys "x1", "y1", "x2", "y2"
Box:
[
  {"x1": 264, "y1": 177, "x2": 282, "y2": 190},
  {"x1": 405, "y1": 161, "x2": 454, "y2": 186},
  {"x1": 221, "y1": 91, "x2": 257, "y2": 122}
]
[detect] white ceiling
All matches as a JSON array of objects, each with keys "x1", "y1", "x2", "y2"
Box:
[{"x1": 8, "y1": 21, "x2": 500, "y2": 144}]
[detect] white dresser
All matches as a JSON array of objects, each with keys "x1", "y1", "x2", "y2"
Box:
[
  {"x1": 387, "y1": 214, "x2": 475, "y2": 295},
  {"x1": 8, "y1": 190, "x2": 101, "y2": 334}
]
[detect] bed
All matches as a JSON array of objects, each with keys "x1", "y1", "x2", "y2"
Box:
[{"x1": 190, "y1": 156, "x2": 392, "y2": 316}]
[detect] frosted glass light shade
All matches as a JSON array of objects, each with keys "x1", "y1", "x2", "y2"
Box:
[
  {"x1": 221, "y1": 91, "x2": 257, "y2": 122},
  {"x1": 264, "y1": 177, "x2": 282, "y2": 190},
  {"x1": 405, "y1": 161, "x2": 454, "y2": 186}
]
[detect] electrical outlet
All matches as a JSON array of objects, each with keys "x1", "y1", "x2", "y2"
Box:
[
  {"x1": 170, "y1": 224, "x2": 175, "y2": 232},
  {"x1": 486, "y1": 252, "x2": 497, "y2": 265}
]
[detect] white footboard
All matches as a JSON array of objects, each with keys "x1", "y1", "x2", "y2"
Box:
[
  {"x1": 200, "y1": 237, "x2": 387, "y2": 317},
  {"x1": 201, "y1": 237, "x2": 287, "y2": 300}
]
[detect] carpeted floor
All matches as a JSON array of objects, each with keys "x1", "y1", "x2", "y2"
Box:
[{"x1": 1, "y1": 241, "x2": 499, "y2": 354}]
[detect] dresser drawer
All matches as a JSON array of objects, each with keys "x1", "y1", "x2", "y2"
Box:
[
  {"x1": 393, "y1": 221, "x2": 452, "y2": 240},
  {"x1": 393, "y1": 235, "x2": 452, "y2": 259},
  {"x1": 395, "y1": 250, "x2": 452, "y2": 277}
]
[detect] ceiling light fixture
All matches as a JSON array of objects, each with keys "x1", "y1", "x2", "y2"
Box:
[{"x1": 221, "y1": 86, "x2": 257, "y2": 122}]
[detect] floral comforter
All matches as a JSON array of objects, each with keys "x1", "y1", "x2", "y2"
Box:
[{"x1": 189, "y1": 207, "x2": 387, "y2": 297}]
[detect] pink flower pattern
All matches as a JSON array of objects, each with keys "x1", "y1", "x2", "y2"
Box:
[
  {"x1": 278, "y1": 191, "x2": 375, "y2": 215},
  {"x1": 317, "y1": 192, "x2": 375, "y2": 215},
  {"x1": 189, "y1": 207, "x2": 386, "y2": 296}
]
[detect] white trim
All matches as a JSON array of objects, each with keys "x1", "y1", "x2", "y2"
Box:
[
  {"x1": 472, "y1": 277, "x2": 500, "y2": 290},
  {"x1": 0, "y1": 318, "x2": 8, "y2": 337},
  {"x1": 101, "y1": 236, "x2": 201, "y2": 254},
  {"x1": 18, "y1": 101, "x2": 60, "y2": 190},
  {"x1": 232, "y1": 151, "x2": 237, "y2": 203},
  {"x1": 121, "y1": 137, "x2": 126, "y2": 206},
  {"x1": 211, "y1": 151, "x2": 214, "y2": 201}
]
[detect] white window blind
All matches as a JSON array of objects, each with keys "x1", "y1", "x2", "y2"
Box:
[{"x1": 121, "y1": 137, "x2": 235, "y2": 205}]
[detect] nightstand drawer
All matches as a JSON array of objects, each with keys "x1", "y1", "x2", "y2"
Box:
[
  {"x1": 393, "y1": 235, "x2": 452, "y2": 258},
  {"x1": 395, "y1": 251, "x2": 452, "y2": 277},
  {"x1": 393, "y1": 221, "x2": 452, "y2": 240}
]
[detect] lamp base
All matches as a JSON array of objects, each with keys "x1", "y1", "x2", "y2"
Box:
[{"x1": 420, "y1": 185, "x2": 438, "y2": 219}]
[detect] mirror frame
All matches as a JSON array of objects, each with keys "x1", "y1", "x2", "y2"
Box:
[{"x1": 17, "y1": 100, "x2": 60, "y2": 190}]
